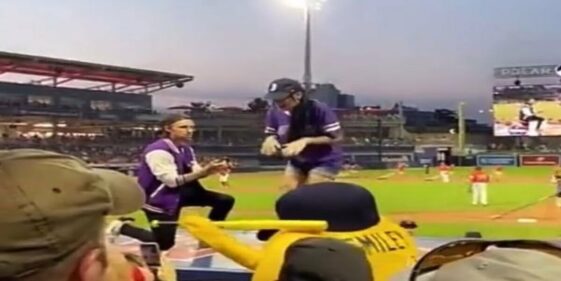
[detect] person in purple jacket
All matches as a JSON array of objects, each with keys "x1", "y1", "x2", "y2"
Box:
[
  {"x1": 261, "y1": 78, "x2": 344, "y2": 190},
  {"x1": 136, "y1": 114, "x2": 235, "y2": 251}
]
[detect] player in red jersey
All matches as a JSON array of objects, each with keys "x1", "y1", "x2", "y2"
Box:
[{"x1": 469, "y1": 166, "x2": 490, "y2": 206}]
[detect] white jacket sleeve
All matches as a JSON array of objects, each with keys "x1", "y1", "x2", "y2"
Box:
[{"x1": 145, "y1": 150, "x2": 186, "y2": 188}]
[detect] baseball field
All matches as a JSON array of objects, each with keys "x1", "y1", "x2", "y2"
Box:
[{"x1": 126, "y1": 166, "x2": 561, "y2": 239}]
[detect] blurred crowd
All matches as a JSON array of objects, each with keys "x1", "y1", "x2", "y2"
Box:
[
  {"x1": 0, "y1": 134, "x2": 415, "y2": 164},
  {"x1": 1, "y1": 136, "x2": 146, "y2": 164}
]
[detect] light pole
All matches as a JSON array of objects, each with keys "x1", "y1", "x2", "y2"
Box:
[
  {"x1": 284, "y1": 0, "x2": 326, "y2": 93},
  {"x1": 304, "y1": 5, "x2": 312, "y2": 93},
  {"x1": 458, "y1": 102, "x2": 466, "y2": 165}
]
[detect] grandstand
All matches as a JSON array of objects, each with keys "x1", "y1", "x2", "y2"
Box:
[
  {"x1": 0, "y1": 51, "x2": 500, "y2": 169},
  {"x1": 0, "y1": 51, "x2": 193, "y2": 163}
]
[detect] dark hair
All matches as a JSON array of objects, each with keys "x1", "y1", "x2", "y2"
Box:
[
  {"x1": 287, "y1": 95, "x2": 317, "y2": 142},
  {"x1": 159, "y1": 114, "x2": 191, "y2": 136}
]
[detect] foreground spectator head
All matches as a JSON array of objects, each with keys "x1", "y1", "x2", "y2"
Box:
[
  {"x1": 410, "y1": 239, "x2": 561, "y2": 281},
  {"x1": 0, "y1": 149, "x2": 145, "y2": 281},
  {"x1": 278, "y1": 237, "x2": 372, "y2": 281},
  {"x1": 103, "y1": 245, "x2": 156, "y2": 281},
  {"x1": 258, "y1": 182, "x2": 417, "y2": 280}
]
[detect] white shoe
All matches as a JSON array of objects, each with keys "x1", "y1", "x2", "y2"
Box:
[
  {"x1": 105, "y1": 220, "x2": 125, "y2": 243},
  {"x1": 158, "y1": 251, "x2": 177, "y2": 281},
  {"x1": 527, "y1": 130, "x2": 539, "y2": 137}
]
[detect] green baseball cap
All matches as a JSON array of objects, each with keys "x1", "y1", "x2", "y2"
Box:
[{"x1": 0, "y1": 149, "x2": 145, "y2": 279}]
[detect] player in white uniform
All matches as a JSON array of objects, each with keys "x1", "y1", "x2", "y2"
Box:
[
  {"x1": 519, "y1": 99, "x2": 544, "y2": 136},
  {"x1": 438, "y1": 162, "x2": 450, "y2": 183},
  {"x1": 219, "y1": 157, "x2": 233, "y2": 188}
]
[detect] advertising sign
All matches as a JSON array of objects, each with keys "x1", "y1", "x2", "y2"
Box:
[
  {"x1": 476, "y1": 154, "x2": 518, "y2": 167},
  {"x1": 519, "y1": 154, "x2": 560, "y2": 166},
  {"x1": 494, "y1": 65, "x2": 561, "y2": 79},
  {"x1": 380, "y1": 154, "x2": 412, "y2": 164},
  {"x1": 418, "y1": 158, "x2": 434, "y2": 165}
]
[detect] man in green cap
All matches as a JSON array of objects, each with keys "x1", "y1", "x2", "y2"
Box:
[{"x1": 0, "y1": 149, "x2": 146, "y2": 281}]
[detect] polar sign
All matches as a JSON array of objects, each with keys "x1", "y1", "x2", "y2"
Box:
[{"x1": 494, "y1": 65, "x2": 561, "y2": 79}]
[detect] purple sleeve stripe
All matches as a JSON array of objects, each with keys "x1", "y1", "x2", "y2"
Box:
[{"x1": 265, "y1": 127, "x2": 277, "y2": 133}]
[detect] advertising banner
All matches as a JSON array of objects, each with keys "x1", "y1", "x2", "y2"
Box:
[
  {"x1": 418, "y1": 158, "x2": 434, "y2": 165},
  {"x1": 520, "y1": 154, "x2": 560, "y2": 166},
  {"x1": 380, "y1": 154, "x2": 413, "y2": 164},
  {"x1": 476, "y1": 154, "x2": 518, "y2": 167}
]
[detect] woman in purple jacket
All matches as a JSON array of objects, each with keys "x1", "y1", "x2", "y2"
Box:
[{"x1": 261, "y1": 78, "x2": 344, "y2": 190}]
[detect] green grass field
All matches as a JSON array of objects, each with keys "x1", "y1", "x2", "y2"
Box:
[{"x1": 124, "y1": 166, "x2": 561, "y2": 240}]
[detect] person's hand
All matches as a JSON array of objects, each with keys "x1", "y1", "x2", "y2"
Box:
[
  {"x1": 202, "y1": 159, "x2": 229, "y2": 176},
  {"x1": 260, "y1": 136, "x2": 281, "y2": 156},
  {"x1": 281, "y1": 138, "x2": 309, "y2": 157}
]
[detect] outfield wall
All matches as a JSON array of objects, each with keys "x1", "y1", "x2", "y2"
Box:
[
  {"x1": 90, "y1": 152, "x2": 561, "y2": 176},
  {"x1": 475, "y1": 153, "x2": 561, "y2": 167}
]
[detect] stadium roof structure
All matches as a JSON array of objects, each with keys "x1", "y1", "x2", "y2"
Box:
[{"x1": 0, "y1": 51, "x2": 194, "y2": 94}]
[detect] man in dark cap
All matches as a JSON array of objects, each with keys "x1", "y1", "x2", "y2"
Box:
[{"x1": 258, "y1": 182, "x2": 418, "y2": 280}]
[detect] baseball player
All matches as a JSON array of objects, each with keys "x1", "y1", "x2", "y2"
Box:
[
  {"x1": 438, "y1": 162, "x2": 450, "y2": 183},
  {"x1": 218, "y1": 157, "x2": 233, "y2": 189},
  {"x1": 494, "y1": 166, "x2": 503, "y2": 181},
  {"x1": 397, "y1": 161, "x2": 406, "y2": 175},
  {"x1": 469, "y1": 166, "x2": 490, "y2": 206}
]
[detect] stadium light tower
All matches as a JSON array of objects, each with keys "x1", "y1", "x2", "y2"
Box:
[
  {"x1": 283, "y1": 0, "x2": 326, "y2": 93},
  {"x1": 458, "y1": 101, "x2": 466, "y2": 159}
]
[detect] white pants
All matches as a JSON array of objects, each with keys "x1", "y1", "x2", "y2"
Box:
[
  {"x1": 440, "y1": 172, "x2": 450, "y2": 183},
  {"x1": 556, "y1": 197, "x2": 561, "y2": 208},
  {"x1": 527, "y1": 120, "x2": 540, "y2": 136},
  {"x1": 472, "y1": 183, "x2": 488, "y2": 205},
  {"x1": 219, "y1": 174, "x2": 229, "y2": 183}
]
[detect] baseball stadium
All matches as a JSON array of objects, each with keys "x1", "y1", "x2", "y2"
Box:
[{"x1": 2, "y1": 50, "x2": 561, "y2": 281}]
